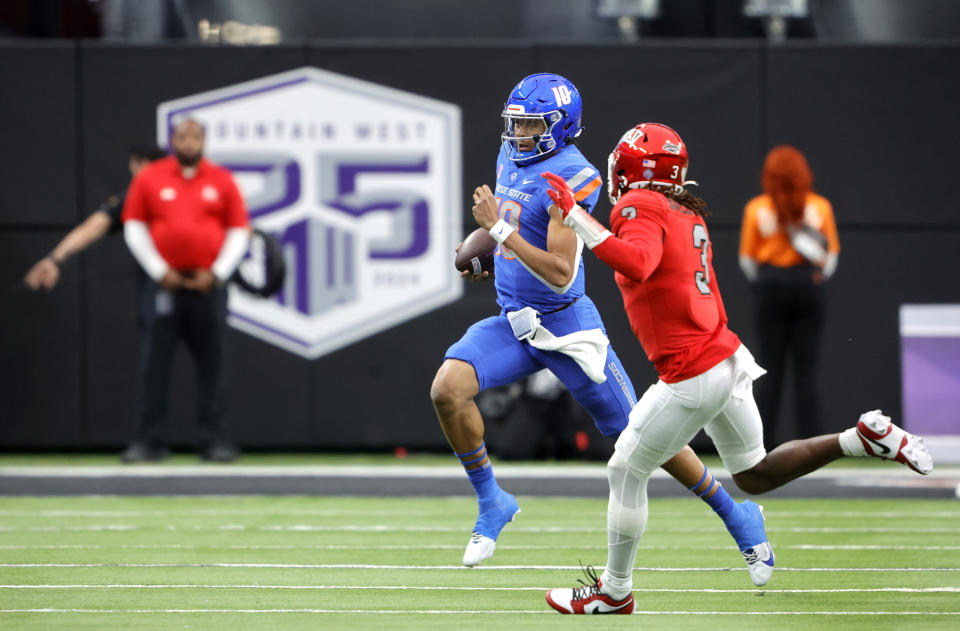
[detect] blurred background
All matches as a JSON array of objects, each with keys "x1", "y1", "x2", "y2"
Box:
[{"x1": 1, "y1": 0, "x2": 958, "y2": 457}]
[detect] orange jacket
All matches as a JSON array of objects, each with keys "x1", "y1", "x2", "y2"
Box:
[{"x1": 739, "y1": 192, "x2": 839, "y2": 268}]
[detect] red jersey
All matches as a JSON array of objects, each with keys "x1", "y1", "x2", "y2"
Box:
[
  {"x1": 122, "y1": 157, "x2": 248, "y2": 270},
  {"x1": 592, "y1": 189, "x2": 740, "y2": 382}
]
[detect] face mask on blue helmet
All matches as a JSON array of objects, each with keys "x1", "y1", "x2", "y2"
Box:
[{"x1": 501, "y1": 73, "x2": 584, "y2": 166}]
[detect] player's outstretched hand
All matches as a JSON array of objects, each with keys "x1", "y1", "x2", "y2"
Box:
[{"x1": 542, "y1": 172, "x2": 576, "y2": 218}]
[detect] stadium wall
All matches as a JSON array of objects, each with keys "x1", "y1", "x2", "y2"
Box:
[{"x1": 1, "y1": 41, "x2": 957, "y2": 450}]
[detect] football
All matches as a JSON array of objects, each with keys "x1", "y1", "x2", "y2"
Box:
[{"x1": 454, "y1": 227, "x2": 497, "y2": 276}]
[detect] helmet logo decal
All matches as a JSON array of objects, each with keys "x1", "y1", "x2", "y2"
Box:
[
  {"x1": 621, "y1": 127, "x2": 646, "y2": 150},
  {"x1": 662, "y1": 140, "x2": 682, "y2": 154}
]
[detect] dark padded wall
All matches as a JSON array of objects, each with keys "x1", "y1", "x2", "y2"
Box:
[
  {"x1": 0, "y1": 42, "x2": 82, "y2": 446},
  {"x1": 0, "y1": 41, "x2": 78, "y2": 226},
  {"x1": 0, "y1": 41, "x2": 957, "y2": 449},
  {"x1": 766, "y1": 44, "x2": 960, "y2": 225}
]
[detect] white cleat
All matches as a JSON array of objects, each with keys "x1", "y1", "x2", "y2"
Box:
[
  {"x1": 743, "y1": 541, "x2": 775, "y2": 587},
  {"x1": 461, "y1": 490, "x2": 520, "y2": 567},
  {"x1": 545, "y1": 566, "x2": 636, "y2": 615},
  {"x1": 462, "y1": 532, "x2": 497, "y2": 567},
  {"x1": 857, "y1": 409, "x2": 934, "y2": 475}
]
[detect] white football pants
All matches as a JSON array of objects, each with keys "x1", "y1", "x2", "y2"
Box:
[{"x1": 604, "y1": 345, "x2": 767, "y2": 579}]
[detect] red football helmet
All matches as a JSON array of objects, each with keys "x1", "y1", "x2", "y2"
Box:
[{"x1": 607, "y1": 123, "x2": 693, "y2": 203}]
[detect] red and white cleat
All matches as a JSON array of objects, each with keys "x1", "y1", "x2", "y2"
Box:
[
  {"x1": 545, "y1": 566, "x2": 635, "y2": 614},
  {"x1": 857, "y1": 410, "x2": 934, "y2": 475}
]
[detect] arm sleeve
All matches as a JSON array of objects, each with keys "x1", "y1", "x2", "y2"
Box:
[
  {"x1": 124, "y1": 220, "x2": 169, "y2": 282},
  {"x1": 591, "y1": 208, "x2": 664, "y2": 282},
  {"x1": 211, "y1": 227, "x2": 251, "y2": 282}
]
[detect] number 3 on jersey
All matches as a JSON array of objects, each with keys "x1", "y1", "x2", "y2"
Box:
[
  {"x1": 692, "y1": 223, "x2": 711, "y2": 295},
  {"x1": 494, "y1": 197, "x2": 521, "y2": 260}
]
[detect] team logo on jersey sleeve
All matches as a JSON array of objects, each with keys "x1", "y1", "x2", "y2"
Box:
[{"x1": 158, "y1": 67, "x2": 462, "y2": 359}]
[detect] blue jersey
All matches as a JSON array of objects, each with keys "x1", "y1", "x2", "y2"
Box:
[{"x1": 493, "y1": 144, "x2": 604, "y2": 313}]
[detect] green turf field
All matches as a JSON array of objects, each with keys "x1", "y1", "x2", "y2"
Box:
[{"x1": 0, "y1": 495, "x2": 957, "y2": 630}]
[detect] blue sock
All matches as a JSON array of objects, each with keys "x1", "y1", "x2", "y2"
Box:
[
  {"x1": 690, "y1": 468, "x2": 736, "y2": 522},
  {"x1": 457, "y1": 442, "x2": 499, "y2": 503}
]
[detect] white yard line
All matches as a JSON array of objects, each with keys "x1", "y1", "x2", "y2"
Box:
[
  {"x1": 2, "y1": 543, "x2": 959, "y2": 551},
  {"x1": 0, "y1": 608, "x2": 957, "y2": 615},
  {"x1": 2, "y1": 523, "x2": 959, "y2": 533},
  {"x1": 1, "y1": 584, "x2": 958, "y2": 593},
  {"x1": 1, "y1": 563, "x2": 958, "y2": 571},
  {"x1": 2, "y1": 508, "x2": 959, "y2": 518}
]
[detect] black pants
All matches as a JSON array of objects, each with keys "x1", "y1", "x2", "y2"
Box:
[
  {"x1": 133, "y1": 278, "x2": 228, "y2": 447},
  {"x1": 753, "y1": 265, "x2": 825, "y2": 450}
]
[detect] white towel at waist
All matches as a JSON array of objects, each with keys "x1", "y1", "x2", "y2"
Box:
[
  {"x1": 528, "y1": 325, "x2": 610, "y2": 384},
  {"x1": 731, "y1": 344, "x2": 767, "y2": 404}
]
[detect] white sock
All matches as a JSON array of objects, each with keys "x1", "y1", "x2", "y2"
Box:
[
  {"x1": 839, "y1": 427, "x2": 866, "y2": 456},
  {"x1": 599, "y1": 567, "x2": 633, "y2": 600}
]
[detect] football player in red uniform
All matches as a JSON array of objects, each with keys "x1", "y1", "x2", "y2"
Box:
[{"x1": 541, "y1": 123, "x2": 933, "y2": 614}]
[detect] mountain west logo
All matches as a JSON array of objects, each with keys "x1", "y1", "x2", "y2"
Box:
[{"x1": 158, "y1": 67, "x2": 462, "y2": 358}]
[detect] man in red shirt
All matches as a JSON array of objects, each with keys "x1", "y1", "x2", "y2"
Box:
[
  {"x1": 541, "y1": 123, "x2": 933, "y2": 614},
  {"x1": 121, "y1": 118, "x2": 250, "y2": 462}
]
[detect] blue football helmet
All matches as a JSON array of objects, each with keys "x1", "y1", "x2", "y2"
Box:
[{"x1": 501, "y1": 73, "x2": 584, "y2": 166}]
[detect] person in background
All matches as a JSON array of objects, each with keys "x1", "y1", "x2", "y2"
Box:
[
  {"x1": 121, "y1": 118, "x2": 250, "y2": 463},
  {"x1": 23, "y1": 146, "x2": 166, "y2": 291},
  {"x1": 739, "y1": 146, "x2": 840, "y2": 449}
]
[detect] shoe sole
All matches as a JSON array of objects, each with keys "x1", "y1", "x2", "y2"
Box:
[
  {"x1": 545, "y1": 591, "x2": 636, "y2": 615},
  {"x1": 858, "y1": 417, "x2": 933, "y2": 475}
]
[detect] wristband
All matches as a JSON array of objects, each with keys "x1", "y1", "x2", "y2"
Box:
[{"x1": 489, "y1": 219, "x2": 515, "y2": 244}]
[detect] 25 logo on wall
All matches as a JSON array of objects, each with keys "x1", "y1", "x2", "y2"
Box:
[{"x1": 158, "y1": 67, "x2": 463, "y2": 358}]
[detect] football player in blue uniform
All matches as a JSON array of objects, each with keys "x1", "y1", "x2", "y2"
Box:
[{"x1": 430, "y1": 73, "x2": 769, "y2": 572}]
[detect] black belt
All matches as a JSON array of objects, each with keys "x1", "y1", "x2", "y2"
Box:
[{"x1": 541, "y1": 295, "x2": 580, "y2": 315}]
